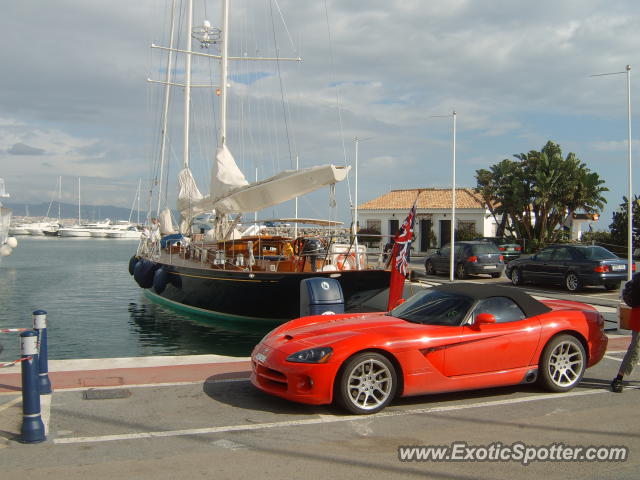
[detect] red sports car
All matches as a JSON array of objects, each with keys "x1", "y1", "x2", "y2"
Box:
[{"x1": 251, "y1": 283, "x2": 608, "y2": 414}]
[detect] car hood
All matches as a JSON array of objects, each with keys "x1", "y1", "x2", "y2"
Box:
[{"x1": 259, "y1": 313, "x2": 461, "y2": 356}]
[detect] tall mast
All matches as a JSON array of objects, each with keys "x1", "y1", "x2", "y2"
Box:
[
  {"x1": 157, "y1": 0, "x2": 177, "y2": 215},
  {"x1": 182, "y1": 0, "x2": 194, "y2": 168},
  {"x1": 78, "y1": 177, "x2": 81, "y2": 225},
  {"x1": 219, "y1": 0, "x2": 230, "y2": 146},
  {"x1": 57, "y1": 176, "x2": 61, "y2": 222}
]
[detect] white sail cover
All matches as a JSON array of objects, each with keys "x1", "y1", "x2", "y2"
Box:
[
  {"x1": 177, "y1": 167, "x2": 204, "y2": 212},
  {"x1": 210, "y1": 144, "x2": 249, "y2": 196},
  {"x1": 177, "y1": 167, "x2": 205, "y2": 233},
  {"x1": 158, "y1": 207, "x2": 176, "y2": 235},
  {"x1": 211, "y1": 164, "x2": 351, "y2": 214}
]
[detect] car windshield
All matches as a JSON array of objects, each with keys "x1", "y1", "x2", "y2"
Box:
[
  {"x1": 389, "y1": 290, "x2": 473, "y2": 326},
  {"x1": 573, "y1": 246, "x2": 618, "y2": 260},
  {"x1": 471, "y1": 244, "x2": 500, "y2": 254}
]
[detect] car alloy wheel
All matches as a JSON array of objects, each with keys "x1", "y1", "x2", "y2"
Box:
[
  {"x1": 455, "y1": 263, "x2": 467, "y2": 279},
  {"x1": 511, "y1": 268, "x2": 522, "y2": 286},
  {"x1": 337, "y1": 352, "x2": 397, "y2": 414},
  {"x1": 425, "y1": 260, "x2": 436, "y2": 275},
  {"x1": 538, "y1": 335, "x2": 586, "y2": 392},
  {"x1": 565, "y1": 272, "x2": 582, "y2": 292}
]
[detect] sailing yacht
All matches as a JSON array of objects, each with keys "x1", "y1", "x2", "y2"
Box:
[{"x1": 130, "y1": 0, "x2": 389, "y2": 322}]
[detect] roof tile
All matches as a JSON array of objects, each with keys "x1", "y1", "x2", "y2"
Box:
[{"x1": 358, "y1": 188, "x2": 487, "y2": 210}]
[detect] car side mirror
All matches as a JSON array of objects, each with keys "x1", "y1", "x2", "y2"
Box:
[
  {"x1": 475, "y1": 313, "x2": 496, "y2": 325},
  {"x1": 531, "y1": 254, "x2": 537, "y2": 260}
]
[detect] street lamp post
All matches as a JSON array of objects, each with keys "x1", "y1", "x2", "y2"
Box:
[
  {"x1": 591, "y1": 65, "x2": 633, "y2": 280},
  {"x1": 433, "y1": 111, "x2": 457, "y2": 281}
]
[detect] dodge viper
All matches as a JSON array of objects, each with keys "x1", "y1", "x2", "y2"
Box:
[{"x1": 250, "y1": 283, "x2": 608, "y2": 414}]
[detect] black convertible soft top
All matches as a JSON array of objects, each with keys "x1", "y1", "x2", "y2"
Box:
[{"x1": 433, "y1": 282, "x2": 552, "y2": 318}]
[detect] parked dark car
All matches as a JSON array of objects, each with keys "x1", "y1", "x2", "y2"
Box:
[
  {"x1": 473, "y1": 237, "x2": 522, "y2": 263},
  {"x1": 505, "y1": 244, "x2": 634, "y2": 292},
  {"x1": 425, "y1": 241, "x2": 505, "y2": 279}
]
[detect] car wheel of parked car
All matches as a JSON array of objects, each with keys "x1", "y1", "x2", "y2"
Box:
[
  {"x1": 604, "y1": 282, "x2": 619, "y2": 291},
  {"x1": 511, "y1": 268, "x2": 523, "y2": 286},
  {"x1": 336, "y1": 352, "x2": 397, "y2": 414},
  {"x1": 538, "y1": 334, "x2": 586, "y2": 392},
  {"x1": 490, "y1": 272, "x2": 502, "y2": 278},
  {"x1": 564, "y1": 272, "x2": 582, "y2": 292},
  {"x1": 425, "y1": 260, "x2": 436, "y2": 276},
  {"x1": 455, "y1": 263, "x2": 467, "y2": 279}
]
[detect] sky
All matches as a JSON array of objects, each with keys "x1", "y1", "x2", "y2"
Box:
[{"x1": 1, "y1": 0, "x2": 639, "y2": 229}]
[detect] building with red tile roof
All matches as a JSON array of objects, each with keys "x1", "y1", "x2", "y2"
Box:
[{"x1": 357, "y1": 188, "x2": 497, "y2": 252}]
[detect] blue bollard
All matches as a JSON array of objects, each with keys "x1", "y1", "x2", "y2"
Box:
[
  {"x1": 33, "y1": 309, "x2": 52, "y2": 394},
  {"x1": 20, "y1": 331, "x2": 45, "y2": 443}
]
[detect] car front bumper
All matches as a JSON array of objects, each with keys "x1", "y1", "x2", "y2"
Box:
[{"x1": 250, "y1": 344, "x2": 340, "y2": 405}]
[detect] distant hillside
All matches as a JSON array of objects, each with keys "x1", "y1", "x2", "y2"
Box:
[{"x1": 4, "y1": 201, "x2": 146, "y2": 223}]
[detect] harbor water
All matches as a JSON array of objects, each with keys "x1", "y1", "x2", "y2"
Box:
[{"x1": 0, "y1": 237, "x2": 270, "y2": 363}]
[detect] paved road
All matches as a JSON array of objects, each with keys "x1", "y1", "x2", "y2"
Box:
[{"x1": 0, "y1": 346, "x2": 638, "y2": 480}]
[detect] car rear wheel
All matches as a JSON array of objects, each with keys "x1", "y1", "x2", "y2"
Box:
[
  {"x1": 538, "y1": 335, "x2": 586, "y2": 392},
  {"x1": 425, "y1": 260, "x2": 436, "y2": 276},
  {"x1": 336, "y1": 352, "x2": 397, "y2": 414},
  {"x1": 604, "y1": 282, "x2": 619, "y2": 291},
  {"x1": 455, "y1": 263, "x2": 467, "y2": 279},
  {"x1": 490, "y1": 272, "x2": 502, "y2": 278},
  {"x1": 564, "y1": 272, "x2": 582, "y2": 292},
  {"x1": 511, "y1": 268, "x2": 523, "y2": 286}
]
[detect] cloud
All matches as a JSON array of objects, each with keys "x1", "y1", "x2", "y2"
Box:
[
  {"x1": 0, "y1": 0, "x2": 638, "y2": 223},
  {"x1": 7, "y1": 143, "x2": 46, "y2": 156}
]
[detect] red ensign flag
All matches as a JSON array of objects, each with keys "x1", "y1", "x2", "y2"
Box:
[{"x1": 387, "y1": 198, "x2": 417, "y2": 310}]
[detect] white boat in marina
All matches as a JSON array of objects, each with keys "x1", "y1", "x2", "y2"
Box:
[
  {"x1": 106, "y1": 226, "x2": 142, "y2": 239},
  {"x1": 9, "y1": 224, "x2": 31, "y2": 235},
  {"x1": 0, "y1": 178, "x2": 18, "y2": 259},
  {"x1": 59, "y1": 220, "x2": 112, "y2": 238}
]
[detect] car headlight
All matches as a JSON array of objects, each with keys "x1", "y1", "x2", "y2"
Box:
[{"x1": 286, "y1": 347, "x2": 333, "y2": 363}]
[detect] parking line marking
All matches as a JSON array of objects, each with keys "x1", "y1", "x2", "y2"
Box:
[{"x1": 53, "y1": 388, "x2": 608, "y2": 445}]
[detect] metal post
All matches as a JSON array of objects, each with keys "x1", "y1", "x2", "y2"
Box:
[
  {"x1": 449, "y1": 111, "x2": 457, "y2": 281},
  {"x1": 33, "y1": 309, "x2": 52, "y2": 394},
  {"x1": 20, "y1": 331, "x2": 45, "y2": 443},
  {"x1": 626, "y1": 65, "x2": 632, "y2": 280}
]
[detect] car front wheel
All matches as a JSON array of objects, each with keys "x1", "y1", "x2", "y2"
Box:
[
  {"x1": 336, "y1": 352, "x2": 397, "y2": 414},
  {"x1": 565, "y1": 272, "x2": 582, "y2": 292},
  {"x1": 538, "y1": 335, "x2": 586, "y2": 392}
]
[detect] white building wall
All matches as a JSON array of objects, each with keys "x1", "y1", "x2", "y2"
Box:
[{"x1": 358, "y1": 208, "x2": 496, "y2": 253}]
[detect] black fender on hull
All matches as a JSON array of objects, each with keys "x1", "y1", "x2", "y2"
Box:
[
  {"x1": 128, "y1": 255, "x2": 140, "y2": 276},
  {"x1": 133, "y1": 258, "x2": 158, "y2": 289},
  {"x1": 153, "y1": 267, "x2": 169, "y2": 294}
]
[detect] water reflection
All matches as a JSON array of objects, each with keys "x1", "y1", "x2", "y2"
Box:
[{"x1": 127, "y1": 300, "x2": 273, "y2": 357}]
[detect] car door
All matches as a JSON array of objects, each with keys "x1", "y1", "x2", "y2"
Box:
[
  {"x1": 547, "y1": 246, "x2": 575, "y2": 283},
  {"x1": 525, "y1": 247, "x2": 555, "y2": 283},
  {"x1": 433, "y1": 245, "x2": 450, "y2": 271},
  {"x1": 444, "y1": 297, "x2": 541, "y2": 376}
]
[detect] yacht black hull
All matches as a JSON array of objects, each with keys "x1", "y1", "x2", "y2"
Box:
[{"x1": 140, "y1": 261, "x2": 390, "y2": 322}]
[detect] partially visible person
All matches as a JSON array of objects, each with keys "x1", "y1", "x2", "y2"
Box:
[{"x1": 612, "y1": 273, "x2": 640, "y2": 392}]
